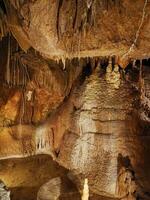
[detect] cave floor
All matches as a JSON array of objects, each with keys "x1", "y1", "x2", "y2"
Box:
[{"x1": 0, "y1": 155, "x2": 118, "y2": 200}]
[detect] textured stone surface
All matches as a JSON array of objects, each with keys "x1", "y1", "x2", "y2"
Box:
[
  {"x1": 0, "y1": 180, "x2": 10, "y2": 200},
  {"x1": 0, "y1": 61, "x2": 149, "y2": 199},
  {"x1": 5, "y1": 0, "x2": 150, "y2": 62},
  {"x1": 0, "y1": 1, "x2": 150, "y2": 199}
]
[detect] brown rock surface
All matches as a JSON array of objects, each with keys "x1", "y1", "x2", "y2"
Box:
[
  {"x1": 0, "y1": 1, "x2": 149, "y2": 200},
  {"x1": 6, "y1": 0, "x2": 150, "y2": 61}
]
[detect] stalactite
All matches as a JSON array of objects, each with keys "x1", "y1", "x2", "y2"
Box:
[
  {"x1": 0, "y1": 7, "x2": 8, "y2": 40},
  {"x1": 86, "y1": 0, "x2": 95, "y2": 26},
  {"x1": 62, "y1": 57, "x2": 66, "y2": 70},
  {"x1": 12, "y1": 0, "x2": 25, "y2": 10},
  {"x1": 21, "y1": 61, "x2": 27, "y2": 88},
  {"x1": 13, "y1": 57, "x2": 16, "y2": 86},
  {"x1": 35, "y1": 127, "x2": 51, "y2": 153},
  {"x1": 34, "y1": 73, "x2": 39, "y2": 88},
  {"x1": 96, "y1": 58, "x2": 101, "y2": 69},
  {"x1": 43, "y1": 72, "x2": 45, "y2": 86},
  {"x1": 20, "y1": 91, "x2": 25, "y2": 124},
  {"x1": 15, "y1": 0, "x2": 20, "y2": 10},
  {"x1": 23, "y1": 62, "x2": 31, "y2": 83},
  {"x1": 78, "y1": 33, "x2": 81, "y2": 58},
  {"x1": 73, "y1": 0, "x2": 78, "y2": 29},
  {"x1": 0, "y1": 18, "x2": 4, "y2": 38},
  {"x1": 4, "y1": 31, "x2": 32, "y2": 89},
  {"x1": 86, "y1": 0, "x2": 93, "y2": 9},
  {"x1": 6, "y1": 49, "x2": 29, "y2": 88},
  {"x1": 132, "y1": 59, "x2": 136, "y2": 68},
  {"x1": 6, "y1": 34, "x2": 11, "y2": 86},
  {"x1": 57, "y1": 0, "x2": 63, "y2": 40},
  {"x1": 35, "y1": 68, "x2": 52, "y2": 89}
]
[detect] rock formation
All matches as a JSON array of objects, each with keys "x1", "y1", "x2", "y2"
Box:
[
  {"x1": 0, "y1": 180, "x2": 10, "y2": 200},
  {"x1": 0, "y1": 0, "x2": 149, "y2": 199}
]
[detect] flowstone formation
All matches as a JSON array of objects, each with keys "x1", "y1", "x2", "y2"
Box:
[
  {"x1": 0, "y1": 0, "x2": 149, "y2": 200},
  {"x1": 0, "y1": 180, "x2": 10, "y2": 200}
]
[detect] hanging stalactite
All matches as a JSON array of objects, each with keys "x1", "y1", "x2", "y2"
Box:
[
  {"x1": 5, "y1": 33, "x2": 11, "y2": 86},
  {"x1": 0, "y1": 6, "x2": 8, "y2": 40},
  {"x1": 4, "y1": 35, "x2": 29, "y2": 88},
  {"x1": 33, "y1": 67, "x2": 53, "y2": 90}
]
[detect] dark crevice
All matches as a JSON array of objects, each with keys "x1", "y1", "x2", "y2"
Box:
[
  {"x1": 142, "y1": 58, "x2": 150, "y2": 66},
  {"x1": 73, "y1": 0, "x2": 78, "y2": 29},
  {"x1": 56, "y1": 0, "x2": 63, "y2": 40},
  {"x1": 80, "y1": 60, "x2": 92, "y2": 84},
  {"x1": 0, "y1": 0, "x2": 6, "y2": 14},
  {"x1": 83, "y1": 62, "x2": 92, "y2": 77}
]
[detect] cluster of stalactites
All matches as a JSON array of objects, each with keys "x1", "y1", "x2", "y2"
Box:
[
  {"x1": 0, "y1": 6, "x2": 8, "y2": 40},
  {"x1": 55, "y1": 56, "x2": 146, "y2": 90},
  {"x1": 5, "y1": 34, "x2": 30, "y2": 88},
  {"x1": 9, "y1": 0, "x2": 25, "y2": 10}
]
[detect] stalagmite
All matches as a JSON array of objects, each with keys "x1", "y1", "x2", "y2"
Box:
[
  {"x1": 106, "y1": 57, "x2": 113, "y2": 83},
  {"x1": 105, "y1": 57, "x2": 121, "y2": 88},
  {"x1": 82, "y1": 178, "x2": 89, "y2": 200},
  {"x1": 112, "y1": 64, "x2": 121, "y2": 89},
  {"x1": 106, "y1": 57, "x2": 113, "y2": 73}
]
